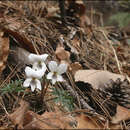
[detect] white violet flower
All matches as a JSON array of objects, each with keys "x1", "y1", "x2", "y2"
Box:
[
  {"x1": 47, "y1": 61, "x2": 68, "y2": 84},
  {"x1": 23, "y1": 66, "x2": 44, "y2": 91},
  {"x1": 28, "y1": 53, "x2": 48, "y2": 71}
]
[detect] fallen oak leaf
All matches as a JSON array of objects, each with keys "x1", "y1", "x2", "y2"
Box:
[
  {"x1": 70, "y1": 62, "x2": 82, "y2": 75},
  {"x1": 0, "y1": 27, "x2": 35, "y2": 53},
  {"x1": 74, "y1": 70, "x2": 125, "y2": 89},
  {"x1": 55, "y1": 46, "x2": 70, "y2": 61}
]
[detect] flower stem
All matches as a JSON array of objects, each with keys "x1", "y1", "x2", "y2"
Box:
[{"x1": 42, "y1": 81, "x2": 49, "y2": 100}]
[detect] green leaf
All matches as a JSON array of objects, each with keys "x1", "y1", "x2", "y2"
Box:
[
  {"x1": 0, "y1": 80, "x2": 25, "y2": 95},
  {"x1": 51, "y1": 87, "x2": 75, "y2": 111},
  {"x1": 109, "y1": 12, "x2": 130, "y2": 28}
]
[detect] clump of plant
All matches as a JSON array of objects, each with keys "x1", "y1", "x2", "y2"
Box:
[
  {"x1": 51, "y1": 87, "x2": 75, "y2": 111},
  {"x1": 108, "y1": 12, "x2": 130, "y2": 28},
  {"x1": 1, "y1": 80, "x2": 25, "y2": 95},
  {"x1": 22, "y1": 53, "x2": 74, "y2": 111}
]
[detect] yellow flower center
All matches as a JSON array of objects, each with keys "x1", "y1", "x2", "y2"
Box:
[
  {"x1": 53, "y1": 72, "x2": 57, "y2": 79},
  {"x1": 31, "y1": 77, "x2": 36, "y2": 84},
  {"x1": 38, "y1": 61, "x2": 42, "y2": 68}
]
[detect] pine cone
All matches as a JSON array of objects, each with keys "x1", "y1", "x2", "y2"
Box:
[{"x1": 102, "y1": 78, "x2": 130, "y2": 109}]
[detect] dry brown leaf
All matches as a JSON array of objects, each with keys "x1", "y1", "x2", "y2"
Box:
[
  {"x1": 55, "y1": 46, "x2": 70, "y2": 61},
  {"x1": 76, "y1": 113, "x2": 103, "y2": 129},
  {"x1": 1, "y1": 27, "x2": 35, "y2": 53},
  {"x1": 24, "y1": 111, "x2": 73, "y2": 129},
  {"x1": 111, "y1": 105, "x2": 130, "y2": 124},
  {"x1": 41, "y1": 111, "x2": 73, "y2": 129},
  {"x1": 75, "y1": 70, "x2": 125, "y2": 89},
  {"x1": 9, "y1": 99, "x2": 73, "y2": 129},
  {"x1": 23, "y1": 111, "x2": 48, "y2": 129},
  {"x1": 60, "y1": 60, "x2": 69, "y2": 66},
  {"x1": 9, "y1": 100, "x2": 29, "y2": 129},
  {"x1": 76, "y1": 113, "x2": 123, "y2": 129},
  {"x1": 70, "y1": 62, "x2": 82, "y2": 74},
  {"x1": 0, "y1": 30, "x2": 9, "y2": 74}
]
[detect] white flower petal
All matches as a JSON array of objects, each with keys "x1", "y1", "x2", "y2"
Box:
[
  {"x1": 41, "y1": 54, "x2": 48, "y2": 61},
  {"x1": 28, "y1": 53, "x2": 48, "y2": 64},
  {"x1": 25, "y1": 66, "x2": 45, "y2": 79},
  {"x1": 48, "y1": 61, "x2": 58, "y2": 72},
  {"x1": 57, "y1": 75, "x2": 64, "y2": 82},
  {"x1": 35, "y1": 70, "x2": 45, "y2": 79},
  {"x1": 28, "y1": 53, "x2": 38, "y2": 63},
  {"x1": 47, "y1": 72, "x2": 53, "y2": 79},
  {"x1": 35, "y1": 79, "x2": 41, "y2": 90},
  {"x1": 57, "y1": 63, "x2": 67, "y2": 74},
  {"x1": 41, "y1": 62, "x2": 47, "y2": 71},
  {"x1": 25, "y1": 66, "x2": 34, "y2": 77},
  {"x1": 51, "y1": 78, "x2": 57, "y2": 85},
  {"x1": 23, "y1": 78, "x2": 32, "y2": 87},
  {"x1": 30, "y1": 83, "x2": 36, "y2": 92}
]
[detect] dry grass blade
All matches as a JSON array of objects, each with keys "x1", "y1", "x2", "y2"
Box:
[{"x1": 101, "y1": 30, "x2": 123, "y2": 74}]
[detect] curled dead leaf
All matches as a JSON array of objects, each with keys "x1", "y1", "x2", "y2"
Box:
[
  {"x1": 111, "y1": 105, "x2": 130, "y2": 124},
  {"x1": 1, "y1": 27, "x2": 35, "y2": 53},
  {"x1": 70, "y1": 62, "x2": 82, "y2": 74},
  {"x1": 74, "y1": 70, "x2": 125, "y2": 89},
  {"x1": 55, "y1": 46, "x2": 70, "y2": 61},
  {"x1": 0, "y1": 30, "x2": 9, "y2": 74},
  {"x1": 9, "y1": 100, "x2": 29, "y2": 129}
]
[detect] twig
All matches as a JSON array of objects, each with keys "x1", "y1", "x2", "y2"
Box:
[
  {"x1": 101, "y1": 30, "x2": 123, "y2": 74},
  {"x1": 64, "y1": 82, "x2": 94, "y2": 111},
  {"x1": 0, "y1": 97, "x2": 9, "y2": 116}
]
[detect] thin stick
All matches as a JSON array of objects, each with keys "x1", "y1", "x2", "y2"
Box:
[{"x1": 102, "y1": 30, "x2": 123, "y2": 74}]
